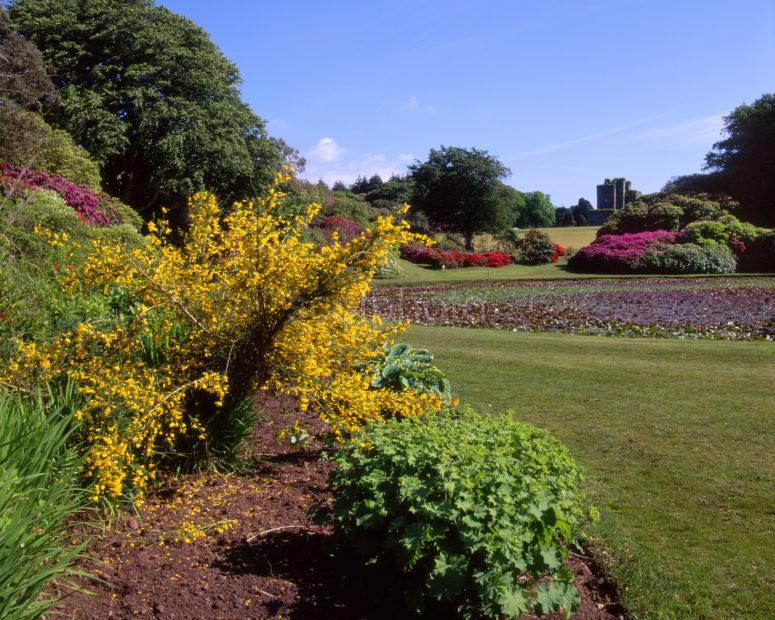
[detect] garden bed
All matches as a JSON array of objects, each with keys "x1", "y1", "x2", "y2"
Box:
[
  {"x1": 367, "y1": 277, "x2": 775, "y2": 340},
  {"x1": 53, "y1": 395, "x2": 623, "y2": 619}
]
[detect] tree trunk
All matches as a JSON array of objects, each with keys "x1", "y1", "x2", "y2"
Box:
[{"x1": 464, "y1": 230, "x2": 474, "y2": 251}]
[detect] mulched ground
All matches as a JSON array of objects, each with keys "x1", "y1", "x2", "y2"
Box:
[{"x1": 53, "y1": 395, "x2": 625, "y2": 619}]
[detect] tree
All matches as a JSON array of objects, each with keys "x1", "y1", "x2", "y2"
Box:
[
  {"x1": 410, "y1": 146, "x2": 513, "y2": 249},
  {"x1": 351, "y1": 175, "x2": 370, "y2": 194},
  {"x1": 367, "y1": 174, "x2": 383, "y2": 191},
  {"x1": 517, "y1": 191, "x2": 555, "y2": 228},
  {"x1": 332, "y1": 180, "x2": 347, "y2": 192},
  {"x1": 554, "y1": 207, "x2": 574, "y2": 227},
  {"x1": 702, "y1": 93, "x2": 775, "y2": 225},
  {"x1": 366, "y1": 175, "x2": 414, "y2": 203},
  {"x1": 571, "y1": 197, "x2": 592, "y2": 226},
  {"x1": 8, "y1": 0, "x2": 281, "y2": 219},
  {"x1": 270, "y1": 137, "x2": 306, "y2": 174}
]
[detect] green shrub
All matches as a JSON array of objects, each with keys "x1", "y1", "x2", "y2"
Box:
[
  {"x1": 0, "y1": 110, "x2": 101, "y2": 190},
  {"x1": 599, "y1": 192, "x2": 736, "y2": 236},
  {"x1": 0, "y1": 191, "x2": 144, "y2": 348},
  {"x1": 739, "y1": 229, "x2": 775, "y2": 272},
  {"x1": 680, "y1": 215, "x2": 762, "y2": 250},
  {"x1": 639, "y1": 243, "x2": 736, "y2": 274},
  {"x1": 518, "y1": 229, "x2": 555, "y2": 265},
  {"x1": 327, "y1": 191, "x2": 372, "y2": 226},
  {"x1": 324, "y1": 409, "x2": 594, "y2": 618},
  {"x1": 0, "y1": 385, "x2": 86, "y2": 620}
]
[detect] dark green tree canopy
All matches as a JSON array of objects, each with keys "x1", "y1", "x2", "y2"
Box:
[
  {"x1": 8, "y1": 0, "x2": 281, "y2": 218},
  {"x1": 703, "y1": 93, "x2": 774, "y2": 225},
  {"x1": 410, "y1": 146, "x2": 514, "y2": 249},
  {"x1": 365, "y1": 174, "x2": 414, "y2": 204}
]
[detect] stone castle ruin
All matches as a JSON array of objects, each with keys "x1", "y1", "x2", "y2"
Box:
[{"x1": 588, "y1": 178, "x2": 641, "y2": 225}]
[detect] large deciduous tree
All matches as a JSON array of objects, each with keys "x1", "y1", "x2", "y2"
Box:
[
  {"x1": 7, "y1": 0, "x2": 281, "y2": 219},
  {"x1": 663, "y1": 93, "x2": 775, "y2": 226},
  {"x1": 703, "y1": 93, "x2": 775, "y2": 226},
  {"x1": 410, "y1": 146, "x2": 514, "y2": 249},
  {"x1": 518, "y1": 191, "x2": 556, "y2": 228}
]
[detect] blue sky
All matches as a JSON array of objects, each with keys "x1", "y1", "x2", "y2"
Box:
[{"x1": 159, "y1": 0, "x2": 774, "y2": 207}]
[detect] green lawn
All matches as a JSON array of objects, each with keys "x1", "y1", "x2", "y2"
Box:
[
  {"x1": 405, "y1": 326, "x2": 775, "y2": 619},
  {"x1": 517, "y1": 225, "x2": 599, "y2": 249}
]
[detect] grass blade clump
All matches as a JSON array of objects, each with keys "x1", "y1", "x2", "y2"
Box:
[{"x1": 0, "y1": 386, "x2": 86, "y2": 620}]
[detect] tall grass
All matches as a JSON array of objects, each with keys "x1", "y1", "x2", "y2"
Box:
[{"x1": 0, "y1": 384, "x2": 86, "y2": 620}]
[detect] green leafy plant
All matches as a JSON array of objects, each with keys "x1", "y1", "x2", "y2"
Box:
[
  {"x1": 639, "y1": 243, "x2": 736, "y2": 274},
  {"x1": 0, "y1": 384, "x2": 87, "y2": 620},
  {"x1": 368, "y1": 343, "x2": 452, "y2": 401},
  {"x1": 323, "y1": 409, "x2": 595, "y2": 618}
]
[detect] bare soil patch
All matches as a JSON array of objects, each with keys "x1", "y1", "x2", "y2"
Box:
[{"x1": 54, "y1": 395, "x2": 624, "y2": 619}]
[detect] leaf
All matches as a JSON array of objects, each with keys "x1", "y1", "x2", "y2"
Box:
[
  {"x1": 427, "y1": 552, "x2": 468, "y2": 601},
  {"x1": 498, "y1": 587, "x2": 529, "y2": 617},
  {"x1": 533, "y1": 581, "x2": 581, "y2": 617}
]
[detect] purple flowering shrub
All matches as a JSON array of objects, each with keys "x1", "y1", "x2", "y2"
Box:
[
  {"x1": 568, "y1": 230, "x2": 678, "y2": 273},
  {"x1": 1, "y1": 163, "x2": 116, "y2": 226}
]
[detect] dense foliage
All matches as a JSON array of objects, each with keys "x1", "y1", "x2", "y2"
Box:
[
  {"x1": 1, "y1": 171, "x2": 439, "y2": 501},
  {"x1": 703, "y1": 93, "x2": 775, "y2": 226},
  {"x1": 598, "y1": 193, "x2": 735, "y2": 236},
  {"x1": 325, "y1": 409, "x2": 593, "y2": 618},
  {"x1": 8, "y1": 0, "x2": 281, "y2": 219},
  {"x1": 410, "y1": 146, "x2": 515, "y2": 250},
  {"x1": 663, "y1": 94, "x2": 775, "y2": 226},
  {"x1": 518, "y1": 191, "x2": 556, "y2": 228},
  {"x1": 639, "y1": 243, "x2": 737, "y2": 275}
]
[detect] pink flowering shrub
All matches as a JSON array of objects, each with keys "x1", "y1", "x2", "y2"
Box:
[
  {"x1": 1, "y1": 163, "x2": 115, "y2": 226},
  {"x1": 568, "y1": 230, "x2": 678, "y2": 273}
]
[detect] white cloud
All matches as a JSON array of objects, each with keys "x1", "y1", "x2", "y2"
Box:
[
  {"x1": 630, "y1": 114, "x2": 725, "y2": 148},
  {"x1": 306, "y1": 137, "x2": 345, "y2": 164},
  {"x1": 301, "y1": 137, "x2": 414, "y2": 185}
]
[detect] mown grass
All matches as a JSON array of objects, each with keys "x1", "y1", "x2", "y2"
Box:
[
  {"x1": 516, "y1": 226, "x2": 599, "y2": 249},
  {"x1": 405, "y1": 326, "x2": 775, "y2": 619}
]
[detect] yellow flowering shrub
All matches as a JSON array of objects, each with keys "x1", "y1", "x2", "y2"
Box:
[{"x1": 1, "y1": 170, "x2": 439, "y2": 501}]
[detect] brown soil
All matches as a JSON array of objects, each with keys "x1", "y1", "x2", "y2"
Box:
[{"x1": 53, "y1": 395, "x2": 625, "y2": 619}]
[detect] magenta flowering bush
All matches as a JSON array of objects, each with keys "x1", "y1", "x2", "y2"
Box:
[
  {"x1": 1, "y1": 163, "x2": 115, "y2": 226},
  {"x1": 568, "y1": 230, "x2": 677, "y2": 273}
]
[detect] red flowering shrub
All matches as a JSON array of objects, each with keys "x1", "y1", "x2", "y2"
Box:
[
  {"x1": 551, "y1": 243, "x2": 565, "y2": 264},
  {"x1": 400, "y1": 245, "x2": 511, "y2": 269},
  {"x1": 1, "y1": 163, "x2": 115, "y2": 226},
  {"x1": 319, "y1": 215, "x2": 365, "y2": 244},
  {"x1": 568, "y1": 230, "x2": 678, "y2": 273}
]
